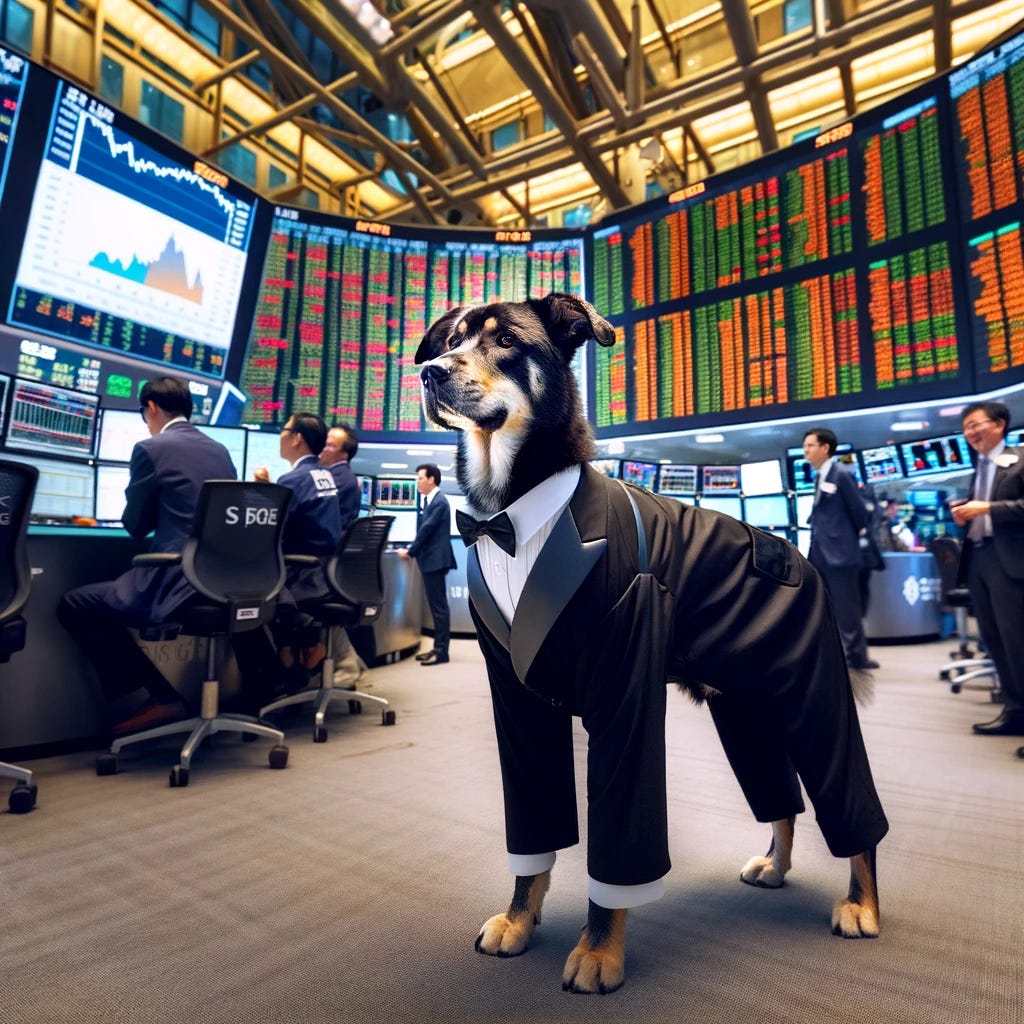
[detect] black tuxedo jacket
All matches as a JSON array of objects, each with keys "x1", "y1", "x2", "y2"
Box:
[
  {"x1": 469, "y1": 467, "x2": 887, "y2": 891},
  {"x1": 958, "y1": 444, "x2": 1024, "y2": 582}
]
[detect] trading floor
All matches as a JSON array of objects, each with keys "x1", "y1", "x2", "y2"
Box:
[{"x1": 0, "y1": 637, "x2": 1019, "y2": 1024}]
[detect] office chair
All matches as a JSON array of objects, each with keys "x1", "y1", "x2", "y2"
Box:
[
  {"x1": 928, "y1": 536, "x2": 1000, "y2": 698},
  {"x1": 0, "y1": 459, "x2": 40, "y2": 813},
  {"x1": 96, "y1": 481, "x2": 293, "y2": 787},
  {"x1": 261, "y1": 515, "x2": 396, "y2": 741}
]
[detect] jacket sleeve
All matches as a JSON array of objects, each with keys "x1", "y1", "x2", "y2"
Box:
[
  {"x1": 990, "y1": 453, "x2": 1024, "y2": 526},
  {"x1": 122, "y1": 443, "x2": 159, "y2": 539},
  {"x1": 408, "y1": 494, "x2": 448, "y2": 559}
]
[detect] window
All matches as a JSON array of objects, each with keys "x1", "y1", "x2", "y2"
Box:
[
  {"x1": 268, "y1": 164, "x2": 289, "y2": 191},
  {"x1": 2, "y1": 0, "x2": 33, "y2": 53},
  {"x1": 491, "y1": 120, "x2": 522, "y2": 152},
  {"x1": 99, "y1": 57, "x2": 124, "y2": 108},
  {"x1": 218, "y1": 141, "x2": 257, "y2": 186},
  {"x1": 139, "y1": 80, "x2": 185, "y2": 143}
]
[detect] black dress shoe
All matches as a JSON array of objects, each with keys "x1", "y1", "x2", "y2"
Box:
[
  {"x1": 972, "y1": 710, "x2": 1024, "y2": 736},
  {"x1": 414, "y1": 650, "x2": 436, "y2": 662},
  {"x1": 1016, "y1": 746, "x2": 1024, "y2": 759},
  {"x1": 420, "y1": 653, "x2": 450, "y2": 666},
  {"x1": 848, "y1": 658, "x2": 880, "y2": 670}
]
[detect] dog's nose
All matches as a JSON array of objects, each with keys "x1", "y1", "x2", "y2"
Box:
[{"x1": 421, "y1": 363, "x2": 450, "y2": 385}]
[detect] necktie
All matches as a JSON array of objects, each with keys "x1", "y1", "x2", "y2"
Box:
[
  {"x1": 812, "y1": 471, "x2": 822, "y2": 505},
  {"x1": 968, "y1": 457, "x2": 992, "y2": 542},
  {"x1": 455, "y1": 508, "x2": 517, "y2": 557}
]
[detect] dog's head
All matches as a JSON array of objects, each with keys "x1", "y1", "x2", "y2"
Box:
[{"x1": 414, "y1": 293, "x2": 615, "y2": 435}]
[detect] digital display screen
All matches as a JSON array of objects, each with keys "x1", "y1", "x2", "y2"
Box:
[
  {"x1": 0, "y1": 371, "x2": 9, "y2": 439},
  {"x1": 385, "y1": 508, "x2": 419, "y2": 543},
  {"x1": 242, "y1": 428, "x2": 287, "y2": 481},
  {"x1": 4, "y1": 377, "x2": 99, "y2": 459},
  {"x1": 620, "y1": 460, "x2": 658, "y2": 489},
  {"x1": 375, "y1": 478, "x2": 418, "y2": 509},
  {"x1": 787, "y1": 451, "x2": 817, "y2": 493},
  {"x1": 743, "y1": 494, "x2": 791, "y2": 527},
  {"x1": 861, "y1": 443, "x2": 904, "y2": 483},
  {"x1": 357, "y1": 475, "x2": 374, "y2": 507},
  {"x1": 238, "y1": 207, "x2": 583, "y2": 434},
  {"x1": 740, "y1": 459, "x2": 784, "y2": 496},
  {"x1": 4, "y1": 452, "x2": 95, "y2": 520},
  {"x1": 795, "y1": 492, "x2": 814, "y2": 525},
  {"x1": 657, "y1": 463, "x2": 698, "y2": 495},
  {"x1": 898, "y1": 434, "x2": 972, "y2": 478},
  {"x1": 0, "y1": 47, "x2": 30, "y2": 199},
  {"x1": 94, "y1": 463, "x2": 130, "y2": 521},
  {"x1": 588, "y1": 458, "x2": 621, "y2": 478},
  {"x1": 697, "y1": 495, "x2": 741, "y2": 518},
  {"x1": 97, "y1": 407, "x2": 148, "y2": 462},
  {"x1": 7, "y1": 79, "x2": 258, "y2": 380}
]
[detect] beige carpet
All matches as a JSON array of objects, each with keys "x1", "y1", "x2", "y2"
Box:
[{"x1": 0, "y1": 638, "x2": 1021, "y2": 1024}]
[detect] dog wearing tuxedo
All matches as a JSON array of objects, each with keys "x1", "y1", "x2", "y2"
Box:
[{"x1": 415, "y1": 293, "x2": 888, "y2": 994}]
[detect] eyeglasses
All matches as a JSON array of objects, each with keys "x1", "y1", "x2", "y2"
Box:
[
  {"x1": 963, "y1": 418, "x2": 996, "y2": 432},
  {"x1": 139, "y1": 405, "x2": 148, "y2": 422}
]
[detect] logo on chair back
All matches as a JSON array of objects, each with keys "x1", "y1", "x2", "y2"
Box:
[
  {"x1": 225, "y1": 505, "x2": 279, "y2": 527},
  {"x1": 236, "y1": 607, "x2": 260, "y2": 621},
  {"x1": 0, "y1": 494, "x2": 11, "y2": 527}
]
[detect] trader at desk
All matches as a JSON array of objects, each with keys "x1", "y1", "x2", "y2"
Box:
[{"x1": 57, "y1": 377, "x2": 237, "y2": 736}]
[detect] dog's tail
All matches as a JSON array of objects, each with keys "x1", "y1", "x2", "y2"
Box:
[{"x1": 848, "y1": 665, "x2": 875, "y2": 707}]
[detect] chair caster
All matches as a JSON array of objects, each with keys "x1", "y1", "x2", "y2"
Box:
[
  {"x1": 348, "y1": 699, "x2": 362, "y2": 715},
  {"x1": 96, "y1": 753, "x2": 118, "y2": 776},
  {"x1": 269, "y1": 744, "x2": 289, "y2": 769},
  {"x1": 313, "y1": 725, "x2": 327, "y2": 743},
  {"x1": 170, "y1": 766, "x2": 190, "y2": 787},
  {"x1": 951, "y1": 683, "x2": 962, "y2": 694},
  {"x1": 9, "y1": 783, "x2": 37, "y2": 813},
  {"x1": 382, "y1": 709, "x2": 396, "y2": 726}
]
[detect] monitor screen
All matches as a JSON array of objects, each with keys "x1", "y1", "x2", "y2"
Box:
[
  {"x1": 743, "y1": 494, "x2": 791, "y2": 527},
  {"x1": 210, "y1": 381, "x2": 248, "y2": 425},
  {"x1": 385, "y1": 508, "x2": 419, "y2": 543},
  {"x1": 4, "y1": 377, "x2": 99, "y2": 459},
  {"x1": 94, "y1": 463, "x2": 131, "y2": 521},
  {"x1": 899, "y1": 434, "x2": 972, "y2": 478},
  {"x1": 242, "y1": 429, "x2": 288, "y2": 481},
  {"x1": 701, "y1": 465, "x2": 741, "y2": 492},
  {"x1": 740, "y1": 459, "x2": 784, "y2": 496},
  {"x1": 697, "y1": 495, "x2": 741, "y2": 518},
  {"x1": 787, "y1": 452, "x2": 816, "y2": 493},
  {"x1": 795, "y1": 492, "x2": 814, "y2": 525},
  {"x1": 356, "y1": 475, "x2": 374, "y2": 507},
  {"x1": 7, "y1": 79, "x2": 259, "y2": 380},
  {"x1": 588, "y1": 458, "x2": 621, "y2": 478},
  {"x1": 0, "y1": 371, "x2": 9, "y2": 439},
  {"x1": 97, "y1": 407, "x2": 149, "y2": 462},
  {"x1": 795, "y1": 529, "x2": 811, "y2": 557},
  {"x1": 860, "y1": 444, "x2": 904, "y2": 484},
  {"x1": 657, "y1": 463, "x2": 699, "y2": 496},
  {"x1": 4, "y1": 453, "x2": 95, "y2": 520},
  {"x1": 376, "y1": 478, "x2": 418, "y2": 509},
  {"x1": 620, "y1": 460, "x2": 658, "y2": 490},
  {"x1": 195, "y1": 424, "x2": 246, "y2": 478},
  {"x1": 837, "y1": 452, "x2": 864, "y2": 484}
]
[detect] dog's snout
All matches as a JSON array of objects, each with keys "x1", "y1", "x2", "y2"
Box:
[{"x1": 421, "y1": 362, "x2": 451, "y2": 385}]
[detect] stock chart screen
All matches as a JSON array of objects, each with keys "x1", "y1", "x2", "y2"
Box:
[
  {"x1": 0, "y1": 46, "x2": 29, "y2": 198},
  {"x1": 238, "y1": 209, "x2": 583, "y2": 434},
  {"x1": 6, "y1": 79, "x2": 259, "y2": 380},
  {"x1": 950, "y1": 30, "x2": 1024, "y2": 385}
]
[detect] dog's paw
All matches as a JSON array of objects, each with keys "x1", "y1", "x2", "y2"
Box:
[
  {"x1": 740, "y1": 854, "x2": 787, "y2": 888},
  {"x1": 831, "y1": 898, "x2": 879, "y2": 938},
  {"x1": 562, "y1": 944, "x2": 625, "y2": 995},
  {"x1": 475, "y1": 912, "x2": 535, "y2": 957}
]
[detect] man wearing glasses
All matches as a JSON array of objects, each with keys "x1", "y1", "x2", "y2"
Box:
[
  {"x1": 951, "y1": 400, "x2": 1024, "y2": 752},
  {"x1": 57, "y1": 376, "x2": 237, "y2": 736}
]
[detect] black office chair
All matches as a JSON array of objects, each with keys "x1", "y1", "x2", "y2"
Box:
[
  {"x1": 0, "y1": 459, "x2": 40, "y2": 813},
  {"x1": 261, "y1": 515, "x2": 396, "y2": 741},
  {"x1": 96, "y1": 481, "x2": 293, "y2": 786},
  {"x1": 928, "y1": 536, "x2": 1000, "y2": 698}
]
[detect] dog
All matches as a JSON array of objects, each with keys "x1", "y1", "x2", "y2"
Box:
[{"x1": 415, "y1": 292, "x2": 888, "y2": 995}]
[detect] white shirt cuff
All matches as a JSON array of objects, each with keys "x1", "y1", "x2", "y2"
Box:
[
  {"x1": 588, "y1": 876, "x2": 665, "y2": 909},
  {"x1": 508, "y1": 851, "x2": 557, "y2": 876}
]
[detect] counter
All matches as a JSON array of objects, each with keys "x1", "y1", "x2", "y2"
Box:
[{"x1": 863, "y1": 551, "x2": 943, "y2": 641}]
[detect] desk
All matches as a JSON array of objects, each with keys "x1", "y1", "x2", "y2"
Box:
[{"x1": 864, "y1": 551, "x2": 943, "y2": 641}]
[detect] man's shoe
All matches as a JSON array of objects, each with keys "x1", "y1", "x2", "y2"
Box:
[
  {"x1": 415, "y1": 650, "x2": 436, "y2": 661},
  {"x1": 972, "y1": 709, "x2": 1024, "y2": 736},
  {"x1": 420, "y1": 652, "x2": 449, "y2": 666},
  {"x1": 1016, "y1": 746, "x2": 1024, "y2": 759},
  {"x1": 848, "y1": 657, "x2": 880, "y2": 670},
  {"x1": 112, "y1": 700, "x2": 187, "y2": 737}
]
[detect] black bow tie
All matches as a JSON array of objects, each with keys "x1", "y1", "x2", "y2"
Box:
[{"x1": 456, "y1": 509, "x2": 517, "y2": 557}]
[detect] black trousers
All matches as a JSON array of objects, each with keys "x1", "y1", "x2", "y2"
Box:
[
  {"x1": 815, "y1": 564, "x2": 869, "y2": 665},
  {"x1": 421, "y1": 570, "x2": 450, "y2": 657},
  {"x1": 967, "y1": 544, "x2": 1024, "y2": 711}
]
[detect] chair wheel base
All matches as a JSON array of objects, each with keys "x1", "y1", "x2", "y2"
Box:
[
  {"x1": 269, "y1": 744, "x2": 289, "y2": 769},
  {"x1": 382, "y1": 709, "x2": 396, "y2": 726},
  {"x1": 8, "y1": 783, "x2": 37, "y2": 813},
  {"x1": 169, "y1": 766, "x2": 189, "y2": 787},
  {"x1": 313, "y1": 725, "x2": 327, "y2": 742},
  {"x1": 951, "y1": 683, "x2": 962, "y2": 694},
  {"x1": 348, "y1": 699, "x2": 362, "y2": 714},
  {"x1": 96, "y1": 753, "x2": 118, "y2": 776}
]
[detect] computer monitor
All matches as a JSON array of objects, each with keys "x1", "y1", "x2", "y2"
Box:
[
  {"x1": 94, "y1": 464, "x2": 131, "y2": 522},
  {"x1": 385, "y1": 508, "x2": 419, "y2": 543},
  {"x1": 0, "y1": 372, "x2": 9, "y2": 440},
  {"x1": 97, "y1": 408, "x2": 149, "y2": 462},
  {"x1": 4, "y1": 453, "x2": 96, "y2": 521},
  {"x1": 743, "y1": 494, "x2": 791, "y2": 528},
  {"x1": 697, "y1": 495, "x2": 742, "y2": 518},
  {"x1": 620, "y1": 460, "x2": 658, "y2": 490},
  {"x1": 860, "y1": 444, "x2": 904, "y2": 484},
  {"x1": 588, "y1": 458, "x2": 621, "y2": 478},
  {"x1": 242, "y1": 429, "x2": 288, "y2": 481},
  {"x1": 211, "y1": 381, "x2": 248, "y2": 425},
  {"x1": 356, "y1": 475, "x2": 375, "y2": 508},
  {"x1": 740, "y1": 459, "x2": 784, "y2": 496},
  {"x1": 899, "y1": 434, "x2": 972, "y2": 479},
  {"x1": 657, "y1": 463, "x2": 698, "y2": 496},
  {"x1": 195, "y1": 425, "x2": 246, "y2": 477},
  {"x1": 376, "y1": 478, "x2": 419, "y2": 509},
  {"x1": 701, "y1": 465, "x2": 741, "y2": 493},
  {"x1": 795, "y1": 492, "x2": 814, "y2": 526},
  {"x1": 4, "y1": 378, "x2": 100, "y2": 460}
]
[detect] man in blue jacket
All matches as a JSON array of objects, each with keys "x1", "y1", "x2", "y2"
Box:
[
  {"x1": 320, "y1": 423, "x2": 361, "y2": 531},
  {"x1": 401, "y1": 463, "x2": 456, "y2": 665},
  {"x1": 57, "y1": 377, "x2": 237, "y2": 735},
  {"x1": 803, "y1": 427, "x2": 877, "y2": 670}
]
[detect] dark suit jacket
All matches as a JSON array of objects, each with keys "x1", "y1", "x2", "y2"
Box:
[
  {"x1": 408, "y1": 489, "x2": 456, "y2": 574},
  {"x1": 807, "y1": 462, "x2": 868, "y2": 570},
  {"x1": 468, "y1": 468, "x2": 886, "y2": 886},
  {"x1": 111, "y1": 421, "x2": 237, "y2": 622},
  {"x1": 958, "y1": 444, "x2": 1024, "y2": 582},
  {"x1": 328, "y1": 460, "x2": 361, "y2": 530}
]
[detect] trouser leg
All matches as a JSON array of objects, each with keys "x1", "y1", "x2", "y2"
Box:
[{"x1": 422, "y1": 571, "x2": 450, "y2": 657}]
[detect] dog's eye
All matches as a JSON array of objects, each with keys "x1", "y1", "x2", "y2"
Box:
[{"x1": 497, "y1": 333, "x2": 516, "y2": 349}]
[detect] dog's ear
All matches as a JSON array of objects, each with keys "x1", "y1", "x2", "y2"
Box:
[
  {"x1": 528, "y1": 293, "x2": 616, "y2": 358},
  {"x1": 415, "y1": 307, "x2": 465, "y2": 364}
]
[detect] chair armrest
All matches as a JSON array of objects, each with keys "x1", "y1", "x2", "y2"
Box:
[
  {"x1": 284, "y1": 553, "x2": 319, "y2": 567},
  {"x1": 132, "y1": 552, "x2": 183, "y2": 568}
]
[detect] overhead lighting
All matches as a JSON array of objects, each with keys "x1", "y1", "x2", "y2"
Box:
[
  {"x1": 607, "y1": 440, "x2": 626, "y2": 454},
  {"x1": 405, "y1": 448, "x2": 436, "y2": 456},
  {"x1": 380, "y1": 462, "x2": 408, "y2": 469},
  {"x1": 939, "y1": 405, "x2": 966, "y2": 418},
  {"x1": 696, "y1": 433, "x2": 725, "y2": 443},
  {"x1": 890, "y1": 421, "x2": 928, "y2": 432}
]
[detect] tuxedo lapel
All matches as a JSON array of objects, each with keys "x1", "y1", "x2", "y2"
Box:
[{"x1": 467, "y1": 546, "x2": 511, "y2": 650}]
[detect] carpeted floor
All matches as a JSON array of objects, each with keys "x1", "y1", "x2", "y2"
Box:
[{"x1": 0, "y1": 638, "x2": 1021, "y2": 1024}]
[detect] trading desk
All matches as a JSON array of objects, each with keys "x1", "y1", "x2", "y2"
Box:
[
  {"x1": 863, "y1": 551, "x2": 943, "y2": 641},
  {"x1": 0, "y1": 526, "x2": 423, "y2": 756}
]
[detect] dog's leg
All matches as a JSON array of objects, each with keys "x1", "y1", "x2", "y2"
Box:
[
  {"x1": 831, "y1": 846, "x2": 880, "y2": 937},
  {"x1": 740, "y1": 816, "x2": 795, "y2": 888},
  {"x1": 475, "y1": 871, "x2": 550, "y2": 957},
  {"x1": 561, "y1": 901, "x2": 627, "y2": 995}
]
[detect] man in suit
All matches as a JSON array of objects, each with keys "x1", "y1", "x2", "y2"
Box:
[
  {"x1": 950, "y1": 400, "x2": 1024, "y2": 748},
  {"x1": 400, "y1": 463, "x2": 456, "y2": 665},
  {"x1": 803, "y1": 427, "x2": 878, "y2": 670},
  {"x1": 57, "y1": 377, "x2": 237, "y2": 735},
  {"x1": 320, "y1": 423, "x2": 361, "y2": 531}
]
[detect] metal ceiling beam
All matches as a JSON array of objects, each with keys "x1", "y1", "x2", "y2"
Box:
[{"x1": 719, "y1": 0, "x2": 778, "y2": 152}]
